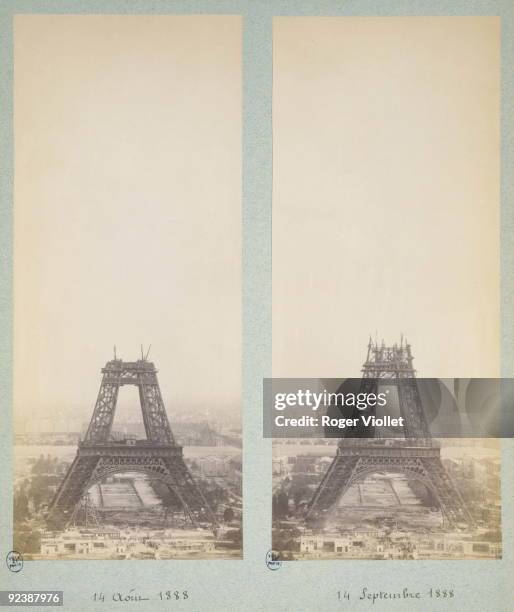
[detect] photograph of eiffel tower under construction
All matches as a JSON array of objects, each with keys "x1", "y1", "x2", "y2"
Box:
[
  {"x1": 272, "y1": 340, "x2": 501, "y2": 560},
  {"x1": 12, "y1": 15, "x2": 242, "y2": 560},
  {"x1": 271, "y1": 17, "x2": 501, "y2": 561},
  {"x1": 14, "y1": 352, "x2": 242, "y2": 560}
]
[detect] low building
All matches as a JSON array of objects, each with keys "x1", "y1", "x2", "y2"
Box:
[
  {"x1": 40, "y1": 526, "x2": 217, "y2": 559},
  {"x1": 300, "y1": 529, "x2": 386, "y2": 557}
]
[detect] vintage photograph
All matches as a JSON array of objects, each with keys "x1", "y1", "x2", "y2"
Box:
[
  {"x1": 272, "y1": 17, "x2": 500, "y2": 560},
  {"x1": 13, "y1": 15, "x2": 242, "y2": 559},
  {"x1": 272, "y1": 340, "x2": 501, "y2": 560}
]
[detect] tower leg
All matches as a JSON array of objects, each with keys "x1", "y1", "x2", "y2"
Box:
[
  {"x1": 421, "y1": 457, "x2": 474, "y2": 526},
  {"x1": 305, "y1": 455, "x2": 359, "y2": 524},
  {"x1": 305, "y1": 453, "x2": 473, "y2": 529},
  {"x1": 162, "y1": 458, "x2": 218, "y2": 527},
  {"x1": 47, "y1": 455, "x2": 101, "y2": 529}
]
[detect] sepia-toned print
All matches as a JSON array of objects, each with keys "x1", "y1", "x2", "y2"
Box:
[
  {"x1": 272, "y1": 341, "x2": 501, "y2": 560},
  {"x1": 13, "y1": 15, "x2": 242, "y2": 560},
  {"x1": 15, "y1": 352, "x2": 242, "y2": 560},
  {"x1": 272, "y1": 16, "x2": 501, "y2": 562}
]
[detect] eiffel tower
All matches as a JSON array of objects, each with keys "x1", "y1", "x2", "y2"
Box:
[
  {"x1": 69, "y1": 492, "x2": 101, "y2": 528},
  {"x1": 47, "y1": 353, "x2": 217, "y2": 529},
  {"x1": 305, "y1": 338, "x2": 473, "y2": 527}
]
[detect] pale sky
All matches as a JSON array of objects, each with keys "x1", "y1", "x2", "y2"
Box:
[
  {"x1": 14, "y1": 15, "x2": 242, "y2": 431},
  {"x1": 272, "y1": 17, "x2": 500, "y2": 378}
]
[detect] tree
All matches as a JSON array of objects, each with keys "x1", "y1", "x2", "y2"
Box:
[
  {"x1": 293, "y1": 487, "x2": 310, "y2": 509},
  {"x1": 32, "y1": 455, "x2": 45, "y2": 475},
  {"x1": 14, "y1": 528, "x2": 41, "y2": 554},
  {"x1": 273, "y1": 491, "x2": 289, "y2": 518},
  {"x1": 14, "y1": 489, "x2": 29, "y2": 522},
  {"x1": 223, "y1": 507, "x2": 235, "y2": 522},
  {"x1": 32, "y1": 490, "x2": 43, "y2": 512}
]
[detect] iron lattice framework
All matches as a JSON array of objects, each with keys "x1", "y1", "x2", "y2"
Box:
[
  {"x1": 47, "y1": 357, "x2": 217, "y2": 529},
  {"x1": 352, "y1": 338, "x2": 431, "y2": 441},
  {"x1": 84, "y1": 359, "x2": 175, "y2": 444},
  {"x1": 69, "y1": 492, "x2": 100, "y2": 528},
  {"x1": 305, "y1": 339, "x2": 473, "y2": 527}
]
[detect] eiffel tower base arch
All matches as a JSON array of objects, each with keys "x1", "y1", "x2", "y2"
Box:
[{"x1": 304, "y1": 442, "x2": 473, "y2": 528}]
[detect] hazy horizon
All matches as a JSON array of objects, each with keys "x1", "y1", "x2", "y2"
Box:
[{"x1": 13, "y1": 16, "x2": 242, "y2": 434}]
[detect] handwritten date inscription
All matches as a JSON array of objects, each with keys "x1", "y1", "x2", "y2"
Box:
[{"x1": 93, "y1": 590, "x2": 189, "y2": 603}]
